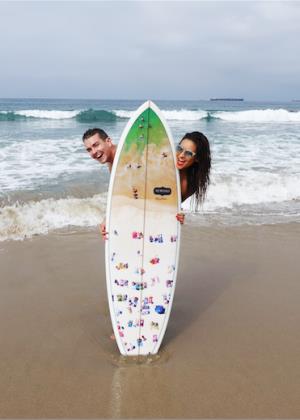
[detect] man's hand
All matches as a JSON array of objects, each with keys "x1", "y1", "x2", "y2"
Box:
[
  {"x1": 176, "y1": 212, "x2": 185, "y2": 224},
  {"x1": 100, "y1": 222, "x2": 108, "y2": 240}
]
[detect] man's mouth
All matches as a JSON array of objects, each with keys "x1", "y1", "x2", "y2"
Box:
[{"x1": 96, "y1": 152, "x2": 104, "y2": 160}]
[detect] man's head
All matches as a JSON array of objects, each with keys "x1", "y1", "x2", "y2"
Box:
[{"x1": 82, "y1": 128, "x2": 115, "y2": 165}]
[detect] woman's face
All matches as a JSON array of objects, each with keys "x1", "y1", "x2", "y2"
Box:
[{"x1": 176, "y1": 138, "x2": 197, "y2": 170}]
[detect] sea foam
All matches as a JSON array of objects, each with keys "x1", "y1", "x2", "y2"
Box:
[
  {"x1": 15, "y1": 109, "x2": 80, "y2": 119},
  {"x1": 114, "y1": 108, "x2": 300, "y2": 123},
  {"x1": 113, "y1": 109, "x2": 207, "y2": 121},
  {"x1": 0, "y1": 136, "x2": 94, "y2": 192},
  {"x1": 214, "y1": 109, "x2": 300, "y2": 123},
  {"x1": 1, "y1": 108, "x2": 300, "y2": 123},
  {"x1": 1, "y1": 170, "x2": 299, "y2": 241},
  {"x1": 0, "y1": 194, "x2": 106, "y2": 242}
]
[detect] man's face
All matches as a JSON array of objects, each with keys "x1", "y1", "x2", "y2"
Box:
[{"x1": 84, "y1": 133, "x2": 113, "y2": 164}]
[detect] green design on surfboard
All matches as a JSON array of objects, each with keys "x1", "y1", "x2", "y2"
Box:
[{"x1": 124, "y1": 108, "x2": 168, "y2": 155}]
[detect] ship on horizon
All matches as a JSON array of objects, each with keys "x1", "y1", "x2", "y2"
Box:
[{"x1": 210, "y1": 98, "x2": 244, "y2": 101}]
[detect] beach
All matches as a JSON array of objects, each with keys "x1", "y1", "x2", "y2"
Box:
[
  {"x1": 0, "y1": 98, "x2": 300, "y2": 416},
  {"x1": 1, "y1": 0, "x2": 300, "y2": 416},
  {"x1": 1, "y1": 223, "x2": 300, "y2": 418}
]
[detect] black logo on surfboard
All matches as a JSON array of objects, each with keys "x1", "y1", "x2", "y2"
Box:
[{"x1": 153, "y1": 187, "x2": 172, "y2": 196}]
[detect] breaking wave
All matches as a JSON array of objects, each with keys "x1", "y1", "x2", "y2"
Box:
[
  {"x1": 114, "y1": 109, "x2": 208, "y2": 121},
  {"x1": 213, "y1": 109, "x2": 300, "y2": 123},
  {"x1": 0, "y1": 109, "x2": 79, "y2": 120},
  {"x1": 75, "y1": 109, "x2": 118, "y2": 122},
  {"x1": 106, "y1": 108, "x2": 300, "y2": 123},
  {"x1": 0, "y1": 109, "x2": 120, "y2": 122},
  {"x1": 1, "y1": 108, "x2": 300, "y2": 123},
  {"x1": 1, "y1": 170, "x2": 299, "y2": 241},
  {"x1": 0, "y1": 194, "x2": 107, "y2": 242}
]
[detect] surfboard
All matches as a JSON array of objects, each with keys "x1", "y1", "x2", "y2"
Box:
[{"x1": 105, "y1": 100, "x2": 181, "y2": 356}]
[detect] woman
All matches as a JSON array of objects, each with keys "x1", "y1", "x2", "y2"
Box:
[{"x1": 176, "y1": 131, "x2": 211, "y2": 223}]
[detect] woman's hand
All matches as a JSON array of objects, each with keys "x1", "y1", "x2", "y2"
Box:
[{"x1": 176, "y1": 212, "x2": 185, "y2": 224}]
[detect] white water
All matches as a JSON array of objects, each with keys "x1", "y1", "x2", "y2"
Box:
[
  {"x1": 0, "y1": 194, "x2": 107, "y2": 242},
  {"x1": 214, "y1": 109, "x2": 300, "y2": 123},
  {"x1": 13, "y1": 109, "x2": 80, "y2": 119},
  {"x1": 2, "y1": 108, "x2": 300, "y2": 123},
  {"x1": 1, "y1": 99, "x2": 299, "y2": 240},
  {"x1": 1, "y1": 169, "x2": 299, "y2": 241}
]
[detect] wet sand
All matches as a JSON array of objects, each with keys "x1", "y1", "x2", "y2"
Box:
[{"x1": 0, "y1": 223, "x2": 300, "y2": 417}]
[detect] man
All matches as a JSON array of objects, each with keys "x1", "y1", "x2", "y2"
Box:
[
  {"x1": 82, "y1": 128, "x2": 117, "y2": 173},
  {"x1": 82, "y1": 128, "x2": 117, "y2": 238}
]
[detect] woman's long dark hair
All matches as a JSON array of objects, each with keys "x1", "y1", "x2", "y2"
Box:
[{"x1": 180, "y1": 131, "x2": 211, "y2": 210}]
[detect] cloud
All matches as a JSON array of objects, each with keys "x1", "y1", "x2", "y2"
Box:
[{"x1": 0, "y1": 1, "x2": 299, "y2": 100}]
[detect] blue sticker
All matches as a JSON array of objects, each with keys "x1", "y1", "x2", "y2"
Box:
[{"x1": 155, "y1": 305, "x2": 166, "y2": 314}]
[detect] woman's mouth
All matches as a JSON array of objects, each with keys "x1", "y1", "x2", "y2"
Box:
[{"x1": 176, "y1": 159, "x2": 185, "y2": 168}]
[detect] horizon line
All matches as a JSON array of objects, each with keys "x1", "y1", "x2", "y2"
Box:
[{"x1": 0, "y1": 97, "x2": 298, "y2": 103}]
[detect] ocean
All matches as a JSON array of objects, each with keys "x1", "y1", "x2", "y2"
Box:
[{"x1": 0, "y1": 98, "x2": 300, "y2": 241}]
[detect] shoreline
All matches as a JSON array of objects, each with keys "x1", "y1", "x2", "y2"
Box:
[{"x1": 0, "y1": 223, "x2": 300, "y2": 417}]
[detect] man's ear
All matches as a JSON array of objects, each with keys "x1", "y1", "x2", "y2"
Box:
[{"x1": 106, "y1": 137, "x2": 112, "y2": 145}]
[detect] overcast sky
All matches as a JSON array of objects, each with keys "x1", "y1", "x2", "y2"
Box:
[{"x1": 1, "y1": 1, "x2": 299, "y2": 100}]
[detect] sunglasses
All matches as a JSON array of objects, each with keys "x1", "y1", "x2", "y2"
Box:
[{"x1": 176, "y1": 144, "x2": 196, "y2": 159}]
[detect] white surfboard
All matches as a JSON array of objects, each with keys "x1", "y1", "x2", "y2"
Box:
[{"x1": 105, "y1": 100, "x2": 181, "y2": 356}]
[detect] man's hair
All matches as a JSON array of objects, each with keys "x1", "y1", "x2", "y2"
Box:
[{"x1": 82, "y1": 128, "x2": 108, "y2": 142}]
